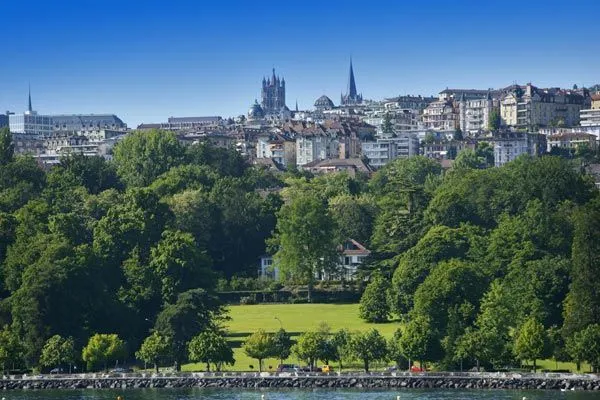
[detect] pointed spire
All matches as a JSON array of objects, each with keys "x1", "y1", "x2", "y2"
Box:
[
  {"x1": 295, "y1": 99, "x2": 299, "y2": 112},
  {"x1": 28, "y1": 84, "x2": 32, "y2": 113},
  {"x1": 272, "y1": 68, "x2": 277, "y2": 84},
  {"x1": 348, "y1": 58, "x2": 357, "y2": 99}
]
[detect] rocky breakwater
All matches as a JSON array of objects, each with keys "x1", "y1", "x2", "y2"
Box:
[{"x1": 1, "y1": 372, "x2": 600, "y2": 391}]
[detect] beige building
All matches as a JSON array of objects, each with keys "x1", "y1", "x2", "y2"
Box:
[
  {"x1": 422, "y1": 99, "x2": 457, "y2": 131},
  {"x1": 546, "y1": 132, "x2": 598, "y2": 153},
  {"x1": 501, "y1": 84, "x2": 588, "y2": 129}
]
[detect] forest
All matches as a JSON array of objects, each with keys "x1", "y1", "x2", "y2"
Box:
[{"x1": 0, "y1": 126, "x2": 598, "y2": 372}]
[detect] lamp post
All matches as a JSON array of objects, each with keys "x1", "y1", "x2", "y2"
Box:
[{"x1": 274, "y1": 316, "x2": 283, "y2": 329}]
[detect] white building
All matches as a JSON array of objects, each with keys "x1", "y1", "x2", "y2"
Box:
[
  {"x1": 458, "y1": 92, "x2": 499, "y2": 135},
  {"x1": 296, "y1": 134, "x2": 339, "y2": 166},
  {"x1": 361, "y1": 134, "x2": 420, "y2": 168},
  {"x1": 492, "y1": 132, "x2": 547, "y2": 167},
  {"x1": 9, "y1": 90, "x2": 53, "y2": 137},
  {"x1": 259, "y1": 239, "x2": 371, "y2": 281}
]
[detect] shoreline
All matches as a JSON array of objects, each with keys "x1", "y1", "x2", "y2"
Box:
[{"x1": 2, "y1": 373, "x2": 600, "y2": 391}]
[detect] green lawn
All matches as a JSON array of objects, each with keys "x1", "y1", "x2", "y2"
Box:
[
  {"x1": 183, "y1": 303, "x2": 401, "y2": 372},
  {"x1": 181, "y1": 303, "x2": 587, "y2": 373}
]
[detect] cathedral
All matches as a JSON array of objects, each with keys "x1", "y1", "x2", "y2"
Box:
[
  {"x1": 261, "y1": 68, "x2": 286, "y2": 114},
  {"x1": 341, "y1": 59, "x2": 363, "y2": 105}
]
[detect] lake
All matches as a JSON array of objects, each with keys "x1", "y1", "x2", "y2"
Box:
[{"x1": 1, "y1": 389, "x2": 600, "y2": 400}]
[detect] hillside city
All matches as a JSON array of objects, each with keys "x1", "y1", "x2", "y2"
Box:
[
  {"x1": 1, "y1": 61, "x2": 600, "y2": 377},
  {"x1": 4, "y1": 62, "x2": 600, "y2": 178}
]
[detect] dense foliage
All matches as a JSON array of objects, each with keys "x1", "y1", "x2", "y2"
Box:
[
  {"x1": 0, "y1": 125, "x2": 599, "y2": 372},
  {"x1": 0, "y1": 129, "x2": 280, "y2": 371}
]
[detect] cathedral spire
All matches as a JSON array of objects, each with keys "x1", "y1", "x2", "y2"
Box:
[
  {"x1": 348, "y1": 58, "x2": 357, "y2": 99},
  {"x1": 295, "y1": 99, "x2": 298, "y2": 112}
]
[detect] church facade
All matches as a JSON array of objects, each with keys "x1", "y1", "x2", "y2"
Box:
[{"x1": 261, "y1": 68, "x2": 286, "y2": 114}]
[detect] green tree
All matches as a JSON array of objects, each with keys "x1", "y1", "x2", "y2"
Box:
[
  {"x1": 40, "y1": 335, "x2": 76, "y2": 372},
  {"x1": 579, "y1": 324, "x2": 600, "y2": 372},
  {"x1": 359, "y1": 271, "x2": 391, "y2": 323},
  {"x1": 82, "y1": 333, "x2": 126, "y2": 372},
  {"x1": 331, "y1": 328, "x2": 353, "y2": 371},
  {"x1": 564, "y1": 198, "x2": 600, "y2": 337},
  {"x1": 399, "y1": 316, "x2": 440, "y2": 369},
  {"x1": 0, "y1": 326, "x2": 24, "y2": 373},
  {"x1": 513, "y1": 317, "x2": 546, "y2": 372},
  {"x1": 0, "y1": 127, "x2": 14, "y2": 166},
  {"x1": 381, "y1": 113, "x2": 394, "y2": 135},
  {"x1": 566, "y1": 331, "x2": 586, "y2": 371},
  {"x1": 188, "y1": 330, "x2": 234, "y2": 371},
  {"x1": 149, "y1": 230, "x2": 214, "y2": 303},
  {"x1": 350, "y1": 329, "x2": 387, "y2": 372},
  {"x1": 292, "y1": 331, "x2": 327, "y2": 371},
  {"x1": 271, "y1": 328, "x2": 293, "y2": 365},
  {"x1": 154, "y1": 289, "x2": 225, "y2": 370},
  {"x1": 57, "y1": 154, "x2": 122, "y2": 194},
  {"x1": 453, "y1": 128, "x2": 463, "y2": 141},
  {"x1": 136, "y1": 332, "x2": 172, "y2": 373},
  {"x1": 488, "y1": 109, "x2": 501, "y2": 131},
  {"x1": 243, "y1": 329, "x2": 274, "y2": 372},
  {"x1": 113, "y1": 129, "x2": 185, "y2": 187},
  {"x1": 329, "y1": 194, "x2": 376, "y2": 246},
  {"x1": 387, "y1": 329, "x2": 408, "y2": 370},
  {"x1": 271, "y1": 194, "x2": 338, "y2": 301}
]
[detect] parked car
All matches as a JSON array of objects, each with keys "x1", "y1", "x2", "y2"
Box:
[
  {"x1": 276, "y1": 364, "x2": 300, "y2": 372},
  {"x1": 110, "y1": 367, "x2": 133, "y2": 373},
  {"x1": 321, "y1": 365, "x2": 333, "y2": 373},
  {"x1": 49, "y1": 368, "x2": 64, "y2": 374},
  {"x1": 410, "y1": 365, "x2": 426, "y2": 372}
]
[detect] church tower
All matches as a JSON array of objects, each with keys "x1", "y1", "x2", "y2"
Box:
[
  {"x1": 341, "y1": 59, "x2": 363, "y2": 105},
  {"x1": 261, "y1": 68, "x2": 286, "y2": 114}
]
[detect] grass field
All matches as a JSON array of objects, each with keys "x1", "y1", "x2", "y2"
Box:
[
  {"x1": 183, "y1": 303, "x2": 402, "y2": 372},
  {"x1": 181, "y1": 303, "x2": 586, "y2": 373}
]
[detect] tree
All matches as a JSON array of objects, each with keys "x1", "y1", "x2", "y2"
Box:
[
  {"x1": 243, "y1": 329, "x2": 274, "y2": 372},
  {"x1": 563, "y1": 198, "x2": 600, "y2": 337},
  {"x1": 387, "y1": 329, "x2": 408, "y2": 370},
  {"x1": 82, "y1": 334, "x2": 126, "y2": 372},
  {"x1": 113, "y1": 129, "x2": 185, "y2": 187},
  {"x1": 453, "y1": 128, "x2": 463, "y2": 141},
  {"x1": 399, "y1": 316, "x2": 440, "y2": 369},
  {"x1": 40, "y1": 335, "x2": 76, "y2": 372},
  {"x1": 149, "y1": 230, "x2": 214, "y2": 303},
  {"x1": 154, "y1": 289, "x2": 225, "y2": 369},
  {"x1": 271, "y1": 328, "x2": 293, "y2": 365},
  {"x1": 0, "y1": 326, "x2": 24, "y2": 373},
  {"x1": 331, "y1": 329, "x2": 353, "y2": 371},
  {"x1": 359, "y1": 271, "x2": 391, "y2": 323},
  {"x1": 136, "y1": 332, "x2": 172, "y2": 373},
  {"x1": 488, "y1": 109, "x2": 501, "y2": 131},
  {"x1": 57, "y1": 154, "x2": 121, "y2": 194},
  {"x1": 566, "y1": 331, "x2": 586, "y2": 371},
  {"x1": 513, "y1": 317, "x2": 546, "y2": 372},
  {"x1": 292, "y1": 331, "x2": 327, "y2": 371},
  {"x1": 271, "y1": 194, "x2": 338, "y2": 301},
  {"x1": 381, "y1": 113, "x2": 394, "y2": 135},
  {"x1": 350, "y1": 329, "x2": 387, "y2": 372},
  {"x1": 188, "y1": 330, "x2": 234, "y2": 371},
  {"x1": 0, "y1": 127, "x2": 14, "y2": 166},
  {"x1": 579, "y1": 324, "x2": 600, "y2": 372}
]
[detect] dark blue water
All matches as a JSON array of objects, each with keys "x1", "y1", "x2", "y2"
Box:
[{"x1": 0, "y1": 389, "x2": 598, "y2": 400}]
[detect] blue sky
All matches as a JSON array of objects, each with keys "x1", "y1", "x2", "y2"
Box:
[{"x1": 1, "y1": 0, "x2": 598, "y2": 127}]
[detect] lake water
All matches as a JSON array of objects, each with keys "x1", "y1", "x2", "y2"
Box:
[{"x1": 1, "y1": 389, "x2": 599, "y2": 400}]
